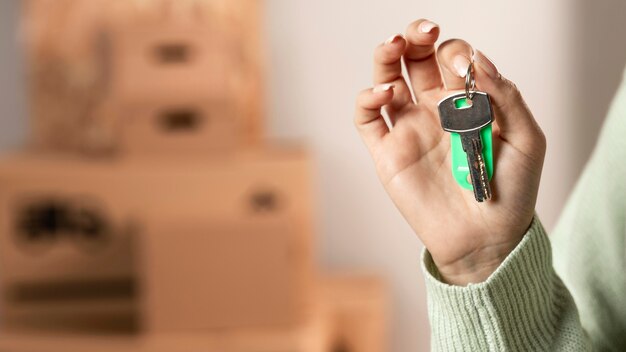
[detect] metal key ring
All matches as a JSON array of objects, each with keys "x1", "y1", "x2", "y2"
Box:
[{"x1": 465, "y1": 62, "x2": 476, "y2": 101}]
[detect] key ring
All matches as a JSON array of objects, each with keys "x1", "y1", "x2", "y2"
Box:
[{"x1": 465, "y1": 62, "x2": 476, "y2": 101}]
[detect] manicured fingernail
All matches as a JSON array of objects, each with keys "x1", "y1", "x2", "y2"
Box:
[
  {"x1": 384, "y1": 34, "x2": 403, "y2": 45},
  {"x1": 373, "y1": 83, "x2": 395, "y2": 93},
  {"x1": 473, "y1": 50, "x2": 499, "y2": 79},
  {"x1": 452, "y1": 55, "x2": 471, "y2": 77},
  {"x1": 419, "y1": 21, "x2": 438, "y2": 33}
]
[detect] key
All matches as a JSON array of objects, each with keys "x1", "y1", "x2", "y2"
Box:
[{"x1": 438, "y1": 91, "x2": 494, "y2": 202}]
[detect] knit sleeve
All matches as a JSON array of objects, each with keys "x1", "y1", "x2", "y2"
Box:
[
  {"x1": 550, "y1": 67, "x2": 626, "y2": 350},
  {"x1": 421, "y1": 217, "x2": 591, "y2": 352}
]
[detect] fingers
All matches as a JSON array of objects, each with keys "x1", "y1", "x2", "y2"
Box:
[
  {"x1": 435, "y1": 38, "x2": 544, "y2": 153},
  {"x1": 472, "y1": 50, "x2": 545, "y2": 152},
  {"x1": 373, "y1": 34, "x2": 413, "y2": 112},
  {"x1": 435, "y1": 38, "x2": 474, "y2": 91},
  {"x1": 403, "y1": 19, "x2": 443, "y2": 99},
  {"x1": 354, "y1": 84, "x2": 395, "y2": 150}
]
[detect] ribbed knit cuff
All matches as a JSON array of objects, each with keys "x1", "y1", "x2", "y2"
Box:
[{"x1": 421, "y1": 217, "x2": 569, "y2": 351}]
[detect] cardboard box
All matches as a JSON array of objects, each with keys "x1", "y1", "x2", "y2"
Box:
[
  {"x1": 108, "y1": 24, "x2": 237, "y2": 102},
  {"x1": 23, "y1": 0, "x2": 265, "y2": 153},
  {"x1": 23, "y1": 0, "x2": 117, "y2": 152},
  {"x1": 139, "y1": 215, "x2": 312, "y2": 332},
  {"x1": 108, "y1": 93, "x2": 241, "y2": 156},
  {"x1": 0, "y1": 307, "x2": 331, "y2": 352},
  {"x1": 0, "y1": 157, "x2": 139, "y2": 332},
  {"x1": 105, "y1": 0, "x2": 265, "y2": 148},
  {"x1": 0, "y1": 148, "x2": 315, "y2": 332},
  {"x1": 320, "y1": 274, "x2": 390, "y2": 352},
  {"x1": 105, "y1": 13, "x2": 263, "y2": 152}
]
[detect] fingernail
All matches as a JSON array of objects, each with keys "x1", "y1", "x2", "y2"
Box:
[
  {"x1": 373, "y1": 83, "x2": 395, "y2": 93},
  {"x1": 419, "y1": 21, "x2": 438, "y2": 33},
  {"x1": 384, "y1": 34, "x2": 403, "y2": 45},
  {"x1": 473, "y1": 50, "x2": 499, "y2": 79},
  {"x1": 452, "y1": 55, "x2": 471, "y2": 77}
]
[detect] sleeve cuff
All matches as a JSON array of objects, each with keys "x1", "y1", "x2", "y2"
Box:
[{"x1": 421, "y1": 216, "x2": 567, "y2": 351}]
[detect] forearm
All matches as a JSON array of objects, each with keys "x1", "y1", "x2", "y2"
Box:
[{"x1": 422, "y1": 217, "x2": 591, "y2": 351}]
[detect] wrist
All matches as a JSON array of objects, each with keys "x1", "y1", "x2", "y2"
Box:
[{"x1": 433, "y1": 238, "x2": 523, "y2": 286}]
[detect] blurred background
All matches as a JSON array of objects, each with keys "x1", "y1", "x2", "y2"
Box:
[{"x1": 1, "y1": 0, "x2": 626, "y2": 351}]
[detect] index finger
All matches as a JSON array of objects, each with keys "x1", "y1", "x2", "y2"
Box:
[{"x1": 403, "y1": 19, "x2": 444, "y2": 100}]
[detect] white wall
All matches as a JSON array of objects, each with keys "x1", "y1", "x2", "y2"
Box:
[
  {"x1": 1, "y1": 0, "x2": 626, "y2": 350},
  {"x1": 0, "y1": 0, "x2": 26, "y2": 151}
]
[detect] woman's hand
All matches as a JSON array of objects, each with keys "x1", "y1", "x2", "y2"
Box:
[{"x1": 354, "y1": 19, "x2": 546, "y2": 285}]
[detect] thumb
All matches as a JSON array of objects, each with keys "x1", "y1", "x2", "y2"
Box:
[{"x1": 473, "y1": 50, "x2": 545, "y2": 153}]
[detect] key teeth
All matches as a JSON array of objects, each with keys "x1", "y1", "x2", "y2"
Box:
[
  {"x1": 475, "y1": 187, "x2": 492, "y2": 202},
  {"x1": 477, "y1": 194, "x2": 491, "y2": 202},
  {"x1": 471, "y1": 180, "x2": 491, "y2": 202},
  {"x1": 473, "y1": 150, "x2": 492, "y2": 202},
  {"x1": 474, "y1": 194, "x2": 487, "y2": 202},
  {"x1": 472, "y1": 183, "x2": 492, "y2": 202}
]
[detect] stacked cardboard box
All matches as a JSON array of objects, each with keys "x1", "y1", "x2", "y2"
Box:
[
  {"x1": 320, "y1": 275, "x2": 389, "y2": 352},
  {"x1": 0, "y1": 274, "x2": 388, "y2": 352},
  {"x1": 0, "y1": 150, "x2": 315, "y2": 333},
  {"x1": 24, "y1": 0, "x2": 264, "y2": 153},
  {"x1": 0, "y1": 0, "x2": 389, "y2": 351}
]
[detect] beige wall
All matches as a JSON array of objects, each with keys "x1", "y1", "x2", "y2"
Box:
[
  {"x1": 1, "y1": 0, "x2": 625, "y2": 350},
  {"x1": 0, "y1": 0, "x2": 26, "y2": 151}
]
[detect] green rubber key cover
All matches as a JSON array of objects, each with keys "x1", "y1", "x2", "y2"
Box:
[{"x1": 450, "y1": 125, "x2": 494, "y2": 190}]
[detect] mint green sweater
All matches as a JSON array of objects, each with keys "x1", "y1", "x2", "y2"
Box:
[{"x1": 422, "y1": 70, "x2": 626, "y2": 351}]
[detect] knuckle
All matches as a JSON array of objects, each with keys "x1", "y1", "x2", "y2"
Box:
[
  {"x1": 372, "y1": 43, "x2": 385, "y2": 61},
  {"x1": 502, "y1": 78, "x2": 522, "y2": 99},
  {"x1": 353, "y1": 109, "x2": 365, "y2": 127},
  {"x1": 519, "y1": 120, "x2": 547, "y2": 156},
  {"x1": 374, "y1": 44, "x2": 404, "y2": 65},
  {"x1": 437, "y1": 38, "x2": 471, "y2": 54},
  {"x1": 534, "y1": 126, "x2": 547, "y2": 152},
  {"x1": 496, "y1": 79, "x2": 525, "y2": 114},
  {"x1": 356, "y1": 88, "x2": 371, "y2": 105}
]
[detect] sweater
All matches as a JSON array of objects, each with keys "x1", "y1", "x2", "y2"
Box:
[{"x1": 422, "y1": 68, "x2": 626, "y2": 351}]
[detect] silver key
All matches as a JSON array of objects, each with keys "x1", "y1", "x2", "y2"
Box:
[{"x1": 438, "y1": 91, "x2": 493, "y2": 202}]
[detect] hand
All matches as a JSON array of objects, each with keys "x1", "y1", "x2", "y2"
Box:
[{"x1": 354, "y1": 19, "x2": 546, "y2": 285}]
